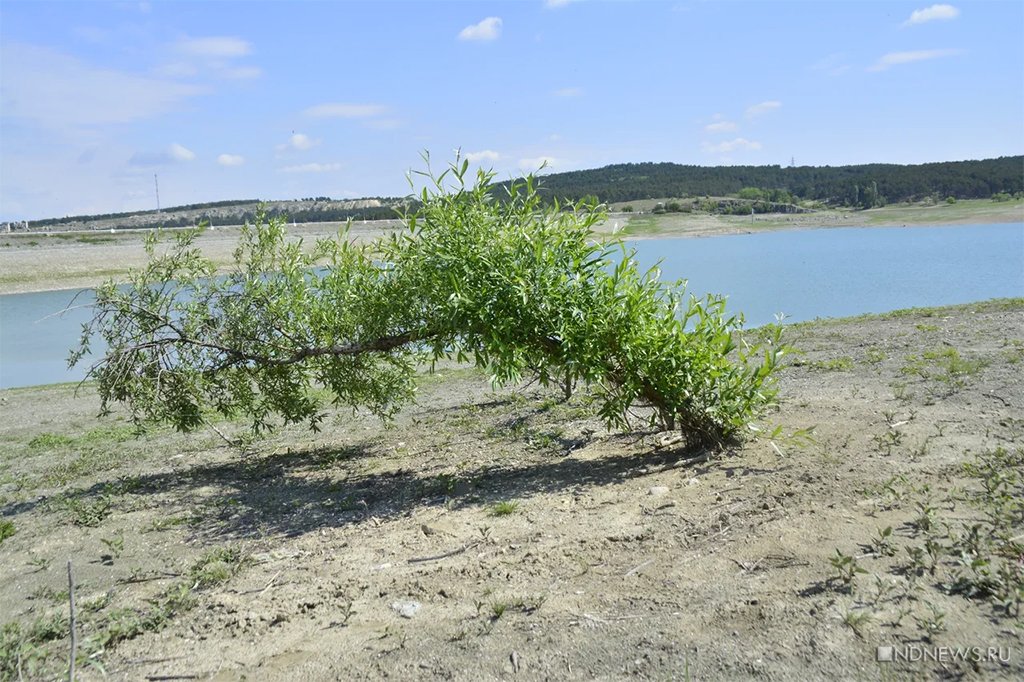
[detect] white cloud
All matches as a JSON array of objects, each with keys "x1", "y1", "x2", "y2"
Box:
[
  {"x1": 304, "y1": 103, "x2": 389, "y2": 118},
  {"x1": 465, "y1": 150, "x2": 500, "y2": 163},
  {"x1": 904, "y1": 4, "x2": 960, "y2": 26},
  {"x1": 128, "y1": 143, "x2": 197, "y2": 166},
  {"x1": 169, "y1": 143, "x2": 196, "y2": 161},
  {"x1": 289, "y1": 133, "x2": 317, "y2": 150},
  {"x1": 519, "y1": 156, "x2": 558, "y2": 171},
  {"x1": 544, "y1": 0, "x2": 579, "y2": 7},
  {"x1": 745, "y1": 100, "x2": 782, "y2": 118},
  {"x1": 0, "y1": 44, "x2": 206, "y2": 132},
  {"x1": 868, "y1": 48, "x2": 965, "y2": 71},
  {"x1": 553, "y1": 86, "x2": 584, "y2": 98},
  {"x1": 702, "y1": 138, "x2": 762, "y2": 154},
  {"x1": 459, "y1": 17, "x2": 502, "y2": 42},
  {"x1": 175, "y1": 36, "x2": 252, "y2": 58},
  {"x1": 280, "y1": 162, "x2": 342, "y2": 173},
  {"x1": 705, "y1": 121, "x2": 738, "y2": 133},
  {"x1": 217, "y1": 154, "x2": 245, "y2": 166}
]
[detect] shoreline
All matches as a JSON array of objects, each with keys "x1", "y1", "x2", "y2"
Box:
[{"x1": 2, "y1": 206, "x2": 1021, "y2": 296}]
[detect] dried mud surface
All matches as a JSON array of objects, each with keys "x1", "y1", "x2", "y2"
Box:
[{"x1": 1, "y1": 300, "x2": 1022, "y2": 680}]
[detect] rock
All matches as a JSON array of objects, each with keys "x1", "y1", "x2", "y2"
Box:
[
  {"x1": 648, "y1": 486, "x2": 670, "y2": 496},
  {"x1": 391, "y1": 600, "x2": 421, "y2": 618}
]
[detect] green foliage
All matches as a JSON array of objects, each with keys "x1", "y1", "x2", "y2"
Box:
[
  {"x1": 0, "y1": 520, "x2": 14, "y2": 545},
  {"x1": 73, "y1": 156, "x2": 785, "y2": 449},
  {"x1": 829, "y1": 549, "x2": 867, "y2": 590}
]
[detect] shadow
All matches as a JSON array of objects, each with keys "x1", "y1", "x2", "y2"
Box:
[{"x1": 1, "y1": 433, "x2": 742, "y2": 544}]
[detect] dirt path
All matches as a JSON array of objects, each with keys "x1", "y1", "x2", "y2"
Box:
[{"x1": 1, "y1": 300, "x2": 1022, "y2": 680}]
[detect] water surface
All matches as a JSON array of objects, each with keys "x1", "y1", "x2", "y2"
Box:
[{"x1": 1, "y1": 223, "x2": 1021, "y2": 389}]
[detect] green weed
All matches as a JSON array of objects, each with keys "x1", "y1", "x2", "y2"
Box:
[
  {"x1": 902, "y1": 347, "x2": 988, "y2": 394},
  {"x1": 0, "y1": 520, "x2": 14, "y2": 545},
  {"x1": 828, "y1": 549, "x2": 867, "y2": 591},
  {"x1": 490, "y1": 501, "x2": 520, "y2": 517}
]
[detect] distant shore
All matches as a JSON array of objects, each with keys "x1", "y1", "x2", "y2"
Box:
[{"x1": 1, "y1": 199, "x2": 1020, "y2": 295}]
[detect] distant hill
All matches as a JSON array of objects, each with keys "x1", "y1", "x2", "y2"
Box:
[
  {"x1": 500, "y1": 156, "x2": 1024, "y2": 209},
  {"x1": 14, "y1": 156, "x2": 1022, "y2": 232},
  {"x1": 18, "y1": 196, "x2": 410, "y2": 232}
]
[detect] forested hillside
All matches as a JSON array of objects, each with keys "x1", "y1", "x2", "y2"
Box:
[
  {"x1": 18, "y1": 156, "x2": 1022, "y2": 232},
  {"x1": 508, "y1": 156, "x2": 1023, "y2": 208}
]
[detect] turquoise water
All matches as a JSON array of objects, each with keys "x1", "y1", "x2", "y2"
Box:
[{"x1": 1, "y1": 223, "x2": 1021, "y2": 389}]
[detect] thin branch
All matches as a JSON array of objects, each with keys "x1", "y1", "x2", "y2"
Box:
[{"x1": 67, "y1": 561, "x2": 77, "y2": 682}]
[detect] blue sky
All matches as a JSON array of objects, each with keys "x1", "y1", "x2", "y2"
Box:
[{"x1": 1, "y1": 0, "x2": 1021, "y2": 221}]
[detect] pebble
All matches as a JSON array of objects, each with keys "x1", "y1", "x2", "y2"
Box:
[
  {"x1": 391, "y1": 600, "x2": 421, "y2": 618},
  {"x1": 648, "y1": 486, "x2": 670, "y2": 496}
]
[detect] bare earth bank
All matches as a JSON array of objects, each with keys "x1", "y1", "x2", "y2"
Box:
[{"x1": 0, "y1": 299, "x2": 1021, "y2": 680}]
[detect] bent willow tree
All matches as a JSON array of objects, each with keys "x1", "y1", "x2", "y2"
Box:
[{"x1": 73, "y1": 160, "x2": 786, "y2": 449}]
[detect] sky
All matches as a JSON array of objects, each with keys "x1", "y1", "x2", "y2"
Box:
[{"x1": 0, "y1": 0, "x2": 1022, "y2": 221}]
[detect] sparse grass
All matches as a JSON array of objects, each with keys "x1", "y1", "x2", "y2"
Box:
[
  {"x1": 794, "y1": 356, "x2": 854, "y2": 372},
  {"x1": 841, "y1": 607, "x2": 872, "y2": 638},
  {"x1": 146, "y1": 514, "x2": 195, "y2": 532},
  {"x1": 27, "y1": 432, "x2": 74, "y2": 449},
  {"x1": 864, "y1": 347, "x2": 887, "y2": 365},
  {"x1": 489, "y1": 501, "x2": 520, "y2": 517},
  {"x1": 901, "y1": 347, "x2": 988, "y2": 394},
  {"x1": 191, "y1": 546, "x2": 246, "y2": 587}
]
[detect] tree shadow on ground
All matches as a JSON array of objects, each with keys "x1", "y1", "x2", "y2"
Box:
[{"x1": 2, "y1": 433, "x2": 754, "y2": 543}]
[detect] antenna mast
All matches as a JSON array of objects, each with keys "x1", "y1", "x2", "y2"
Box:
[{"x1": 154, "y1": 174, "x2": 161, "y2": 212}]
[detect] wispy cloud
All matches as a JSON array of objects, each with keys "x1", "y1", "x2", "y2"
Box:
[
  {"x1": 459, "y1": 17, "x2": 502, "y2": 42},
  {"x1": 705, "y1": 121, "x2": 738, "y2": 133},
  {"x1": 544, "y1": 0, "x2": 581, "y2": 8},
  {"x1": 868, "y1": 48, "x2": 965, "y2": 71},
  {"x1": 175, "y1": 36, "x2": 252, "y2": 58},
  {"x1": 128, "y1": 143, "x2": 196, "y2": 166},
  {"x1": 810, "y1": 53, "x2": 851, "y2": 77},
  {"x1": 280, "y1": 162, "x2": 341, "y2": 173},
  {"x1": 465, "y1": 150, "x2": 500, "y2": 163},
  {"x1": 745, "y1": 101, "x2": 781, "y2": 118},
  {"x1": 217, "y1": 154, "x2": 245, "y2": 167},
  {"x1": 304, "y1": 103, "x2": 389, "y2": 118},
  {"x1": 904, "y1": 4, "x2": 960, "y2": 26},
  {"x1": 168, "y1": 143, "x2": 195, "y2": 161},
  {"x1": 519, "y1": 156, "x2": 558, "y2": 171},
  {"x1": 0, "y1": 44, "x2": 205, "y2": 132},
  {"x1": 702, "y1": 138, "x2": 762, "y2": 154},
  {"x1": 164, "y1": 35, "x2": 261, "y2": 80},
  {"x1": 553, "y1": 86, "x2": 584, "y2": 98}
]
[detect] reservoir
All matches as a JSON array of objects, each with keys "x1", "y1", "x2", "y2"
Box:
[{"x1": 1, "y1": 222, "x2": 1022, "y2": 389}]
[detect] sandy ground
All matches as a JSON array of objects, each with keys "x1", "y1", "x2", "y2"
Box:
[
  {"x1": 1, "y1": 299, "x2": 1021, "y2": 680},
  {"x1": 2, "y1": 201, "x2": 1021, "y2": 295}
]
